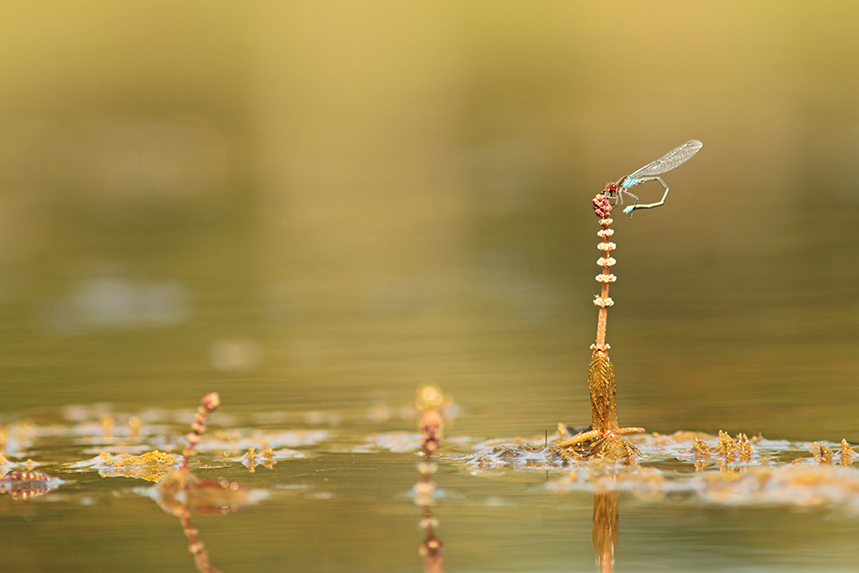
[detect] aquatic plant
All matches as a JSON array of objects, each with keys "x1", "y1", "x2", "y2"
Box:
[
  {"x1": 556, "y1": 194, "x2": 644, "y2": 461},
  {"x1": 149, "y1": 392, "x2": 263, "y2": 573}
]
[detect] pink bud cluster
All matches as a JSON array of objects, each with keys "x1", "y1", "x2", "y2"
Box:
[{"x1": 593, "y1": 194, "x2": 612, "y2": 218}]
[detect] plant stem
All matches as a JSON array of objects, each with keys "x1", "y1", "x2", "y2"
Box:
[{"x1": 556, "y1": 194, "x2": 643, "y2": 456}]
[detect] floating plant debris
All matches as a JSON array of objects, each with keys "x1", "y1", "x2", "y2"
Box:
[
  {"x1": 4, "y1": 384, "x2": 859, "y2": 573},
  {"x1": 454, "y1": 430, "x2": 859, "y2": 514},
  {"x1": 70, "y1": 451, "x2": 180, "y2": 481}
]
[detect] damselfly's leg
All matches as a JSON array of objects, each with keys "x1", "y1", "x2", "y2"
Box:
[
  {"x1": 619, "y1": 189, "x2": 638, "y2": 205},
  {"x1": 623, "y1": 177, "x2": 669, "y2": 214}
]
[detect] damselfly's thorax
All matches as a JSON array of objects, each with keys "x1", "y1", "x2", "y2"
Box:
[{"x1": 603, "y1": 178, "x2": 634, "y2": 204}]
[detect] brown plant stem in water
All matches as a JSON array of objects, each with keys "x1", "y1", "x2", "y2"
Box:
[
  {"x1": 182, "y1": 392, "x2": 220, "y2": 470},
  {"x1": 157, "y1": 392, "x2": 222, "y2": 573},
  {"x1": 589, "y1": 350, "x2": 619, "y2": 432},
  {"x1": 557, "y1": 194, "x2": 643, "y2": 460}
]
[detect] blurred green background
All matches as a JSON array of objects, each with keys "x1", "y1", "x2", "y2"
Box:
[{"x1": 2, "y1": 2, "x2": 858, "y2": 442}]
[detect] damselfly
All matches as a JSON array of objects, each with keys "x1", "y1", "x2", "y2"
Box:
[{"x1": 604, "y1": 140, "x2": 702, "y2": 215}]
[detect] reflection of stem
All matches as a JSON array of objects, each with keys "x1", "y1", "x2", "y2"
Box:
[
  {"x1": 415, "y1": 387, "x2": 444, "y2": 573},
  {"x1": 179, "y1": 510, "x2": 221, "y2": 573},
  {"x1": 592, "y1": 491, "x2": 619, "y2": 573}
]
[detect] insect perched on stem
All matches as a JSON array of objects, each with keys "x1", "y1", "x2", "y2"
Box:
[{"x1": 604, "y1": 140, "x2": 702, "y2": 215}]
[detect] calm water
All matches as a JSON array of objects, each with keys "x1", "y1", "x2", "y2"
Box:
[
  {"x1": 3, "y1": 404, "x2": 859, "y2": 573},
  {"x1": 3, "y1": 3, "x2": 859, "y2": 571}
]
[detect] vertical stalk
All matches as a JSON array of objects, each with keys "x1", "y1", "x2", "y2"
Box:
[
  {"x1": 556, "y1": 193, "x2": 642, "y2": 456},
  {"x1": 590, "y1": 199, "x2": 619, "y2": 432},
  {"x1": 182, "y1": 392, "x2": 220, "y2": 470}
]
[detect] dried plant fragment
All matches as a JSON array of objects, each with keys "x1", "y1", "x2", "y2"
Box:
[
  {"x1": 841, "y1": 439, "x2": 855, "y2": 467},
  {"x1": 104, "y1": 451, "x2": 178, "y2": 481},
  {"x1": 737, "y1": 434, "x2": 753, "y2": 462},
  {"x1": 811, "y1": 442, "x2": 833, "y2": 464},
  {"x1": 717, "y1": 431, "x2": 737, "y2": 462},
  {"x1": 692, "y1": 437, "x2": 712, "y2": 459}
]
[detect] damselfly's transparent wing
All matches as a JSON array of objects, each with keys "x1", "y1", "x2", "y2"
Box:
[{"x1": 628, "y1": 140, "x2": 702, "y2": 179}]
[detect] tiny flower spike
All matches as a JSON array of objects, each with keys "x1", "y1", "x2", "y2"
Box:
[
  {"x1": 182, "y1": 392, "x2": 220, "y2": 470},
  {"x1": 556, "y1": 192, "x2": 644, "y2": 461}
]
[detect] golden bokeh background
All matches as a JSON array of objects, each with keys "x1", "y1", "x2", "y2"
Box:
[{"x1": 2, "y1": 2, "x2": 859, "y2": 441}]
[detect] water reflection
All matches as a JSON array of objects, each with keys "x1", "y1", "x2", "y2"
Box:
[
  {"x1": 414, "y1": 387, "x2": 445, "y2": 573},
  {"x1": 0, "y1": 469, "x2": 63, "y2": 500},
  {"x1": 592, "y1": 491, "x2": 619, "y2": 573},
  {"x1": 146, "y1": 471, "x2": 262, "y2": 573},
  {"x1": 3, "y1": 392, "x2": 859, "y2": 571}
]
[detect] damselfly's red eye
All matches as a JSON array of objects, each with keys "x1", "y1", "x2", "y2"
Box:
[{"x1": 608, "y1": 184, "x2": 617, "y2": 192}]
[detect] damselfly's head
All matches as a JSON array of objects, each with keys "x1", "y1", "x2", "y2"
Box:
[{"x1": 603, "y1": 181, "x2": 621, "y2": 203}]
